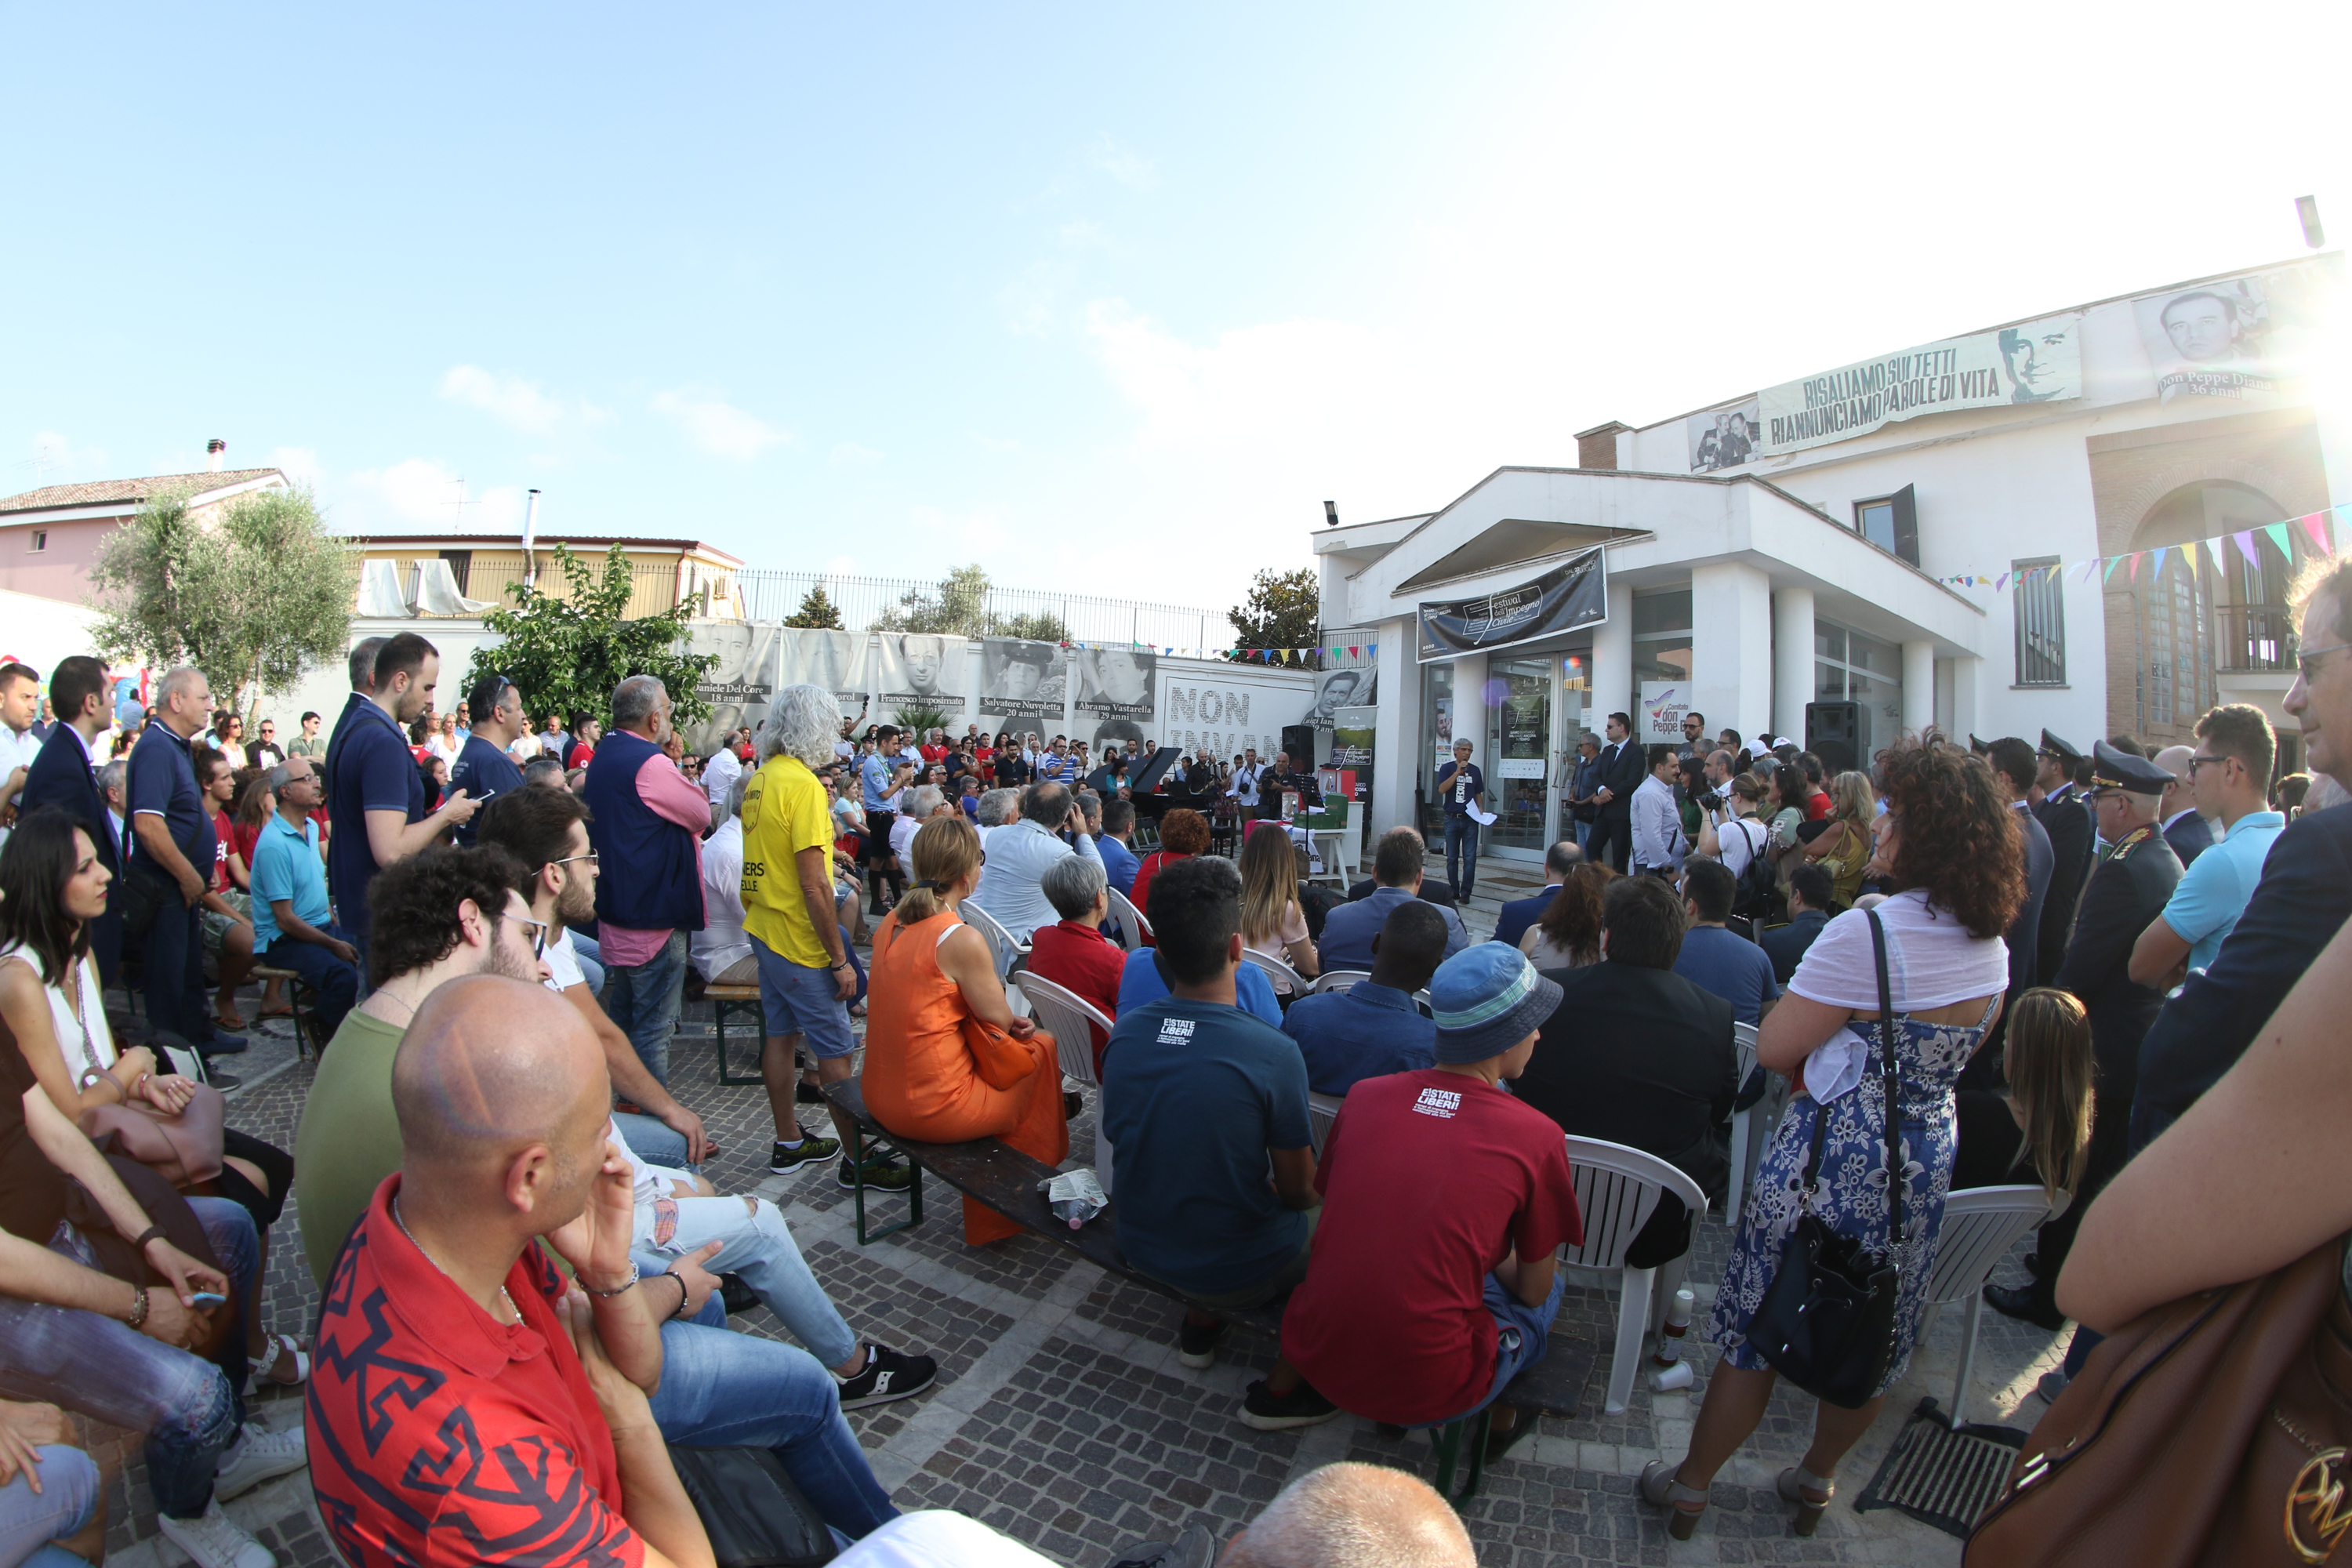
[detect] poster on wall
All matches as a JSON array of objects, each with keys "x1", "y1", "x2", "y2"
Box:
[
  {"x1": 1074, "y1": 648, "x2": 1156, "y2": 720},
  {"x1": 1417, "y1": 549, "x2": 1607, "y2": 661},
  {"x1": 778, "y1": 629, "x2": 871, "y2": 720},
  {"x1": 2132, "y1": 257, "x2": 2342, "y2": 406},
  {"x1": 873, "y1": 633, "x2": 967, "y2": 720},
  {"x1": 682, "y1": 619, "x2": 782, "y2": 755},
  {"x1": 1639, "y1": 681, "x2": 1690, "y2": 743},
  {"x1": 1749, "y1": 314, "x2": 2082, "y2": 460},
  {"x1": 1305, "y1": 664, "x2": 1376, "y2": 727},
  {"x1": 1686, "y1": 401, "x2": 1762, "y2": 472},
  {"x1": 980, "y1": 638, "x2": 1065, "y2": 724},
  {"x1": 1330, "y1": 707, "x2": 1374, "y2": 771}
]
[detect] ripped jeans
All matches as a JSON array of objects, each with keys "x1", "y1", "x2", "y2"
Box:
[{"x1": 633, "y1": 1192, "x2": 858, "y2": 1370}]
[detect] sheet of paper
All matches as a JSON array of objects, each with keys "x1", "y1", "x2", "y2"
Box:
[{"x1": 1468, "y1": 805, "x2": 1498, "y2": 826}]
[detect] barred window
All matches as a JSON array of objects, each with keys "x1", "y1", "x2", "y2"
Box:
[{"x1": 2015, "y1": 557, "x2": 2065, "y2": 687}]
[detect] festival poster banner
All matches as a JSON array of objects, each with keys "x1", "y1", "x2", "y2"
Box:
[
  {"x1": 1639, "y1": 681, "x2": 1690, "y2": 743},
  {"x1": 1416, "y1": 549, "x2": 1606, "y2": 662},
  {"x1": 979, "y1": 637, "x2": 1066, "y2": 724},
  {"x1": 873, "y1": 632, "x2": 968, "y2": 720},
  {"x1": 1751, "y1": 314, "x2": 2082, "y2": 459},
  {"x1": 778, "y1": 628, "x2": 872, "y2": 721},
  {"x1": 1686, "y1": 401, "x2": 1762, "y2": 472},
  {"x1": 1305, "y1": 664, "x2": 1375, "y2": 728},
  {"x1": 681, "y1": 619, "x2": 781, "y2": 755},
  {"x1": 2132, "y1": 257, "x2": 2342, "y2": 406}
]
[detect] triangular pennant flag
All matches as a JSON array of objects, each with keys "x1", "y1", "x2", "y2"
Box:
[
  {"x1": 2208, "y1": 537, "x2": 2229, "y2": 575},
  {"x1": 2180, "y1": 546, "x2": 2198, "y2": 579},
  {"x1": 2151, "y1": 546, "x2": 2169, "y2": 580},
  {"x1": 2129, "y1": 553, "x2": 2142, "y2": 581},
  {"x1": 2104, "y1": 556, "x2": 2122, "y2": 583},
  {"x1": 2235, "y1": 530, "x2": 2260, "y2": 566},
  {"x1": 1995, "y1": 573, "x2": 2009, "y2": 592},
  {"x1": 2264, "y1": 521, "x2": 2294, "y2": 560},
  {"x1": 2303, "y1": 513, "x2": 2334, "y2": 556}
]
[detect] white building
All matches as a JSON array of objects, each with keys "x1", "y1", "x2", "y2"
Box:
[{"x1": 1318, "y1": 252, "x2": 2347, "y2": 866}]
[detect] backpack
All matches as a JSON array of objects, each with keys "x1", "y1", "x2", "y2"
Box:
[{"x1": 1728, "y1": 818, "x2": 1776, "y2": 914}]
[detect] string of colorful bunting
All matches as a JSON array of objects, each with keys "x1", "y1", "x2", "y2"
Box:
[
  {"x1": 1934, "y1": 505, "x2": 2345, "y2": 593},
  {"x1": 1049, "y1": 640, "x2": 1381, "y2": 666}
]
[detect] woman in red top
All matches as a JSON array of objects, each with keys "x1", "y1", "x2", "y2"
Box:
[
  {"x1": 230, "y1": 772, "x2": 292, "y2": 1018},
  {"x1": 1127, "y1": 808, "x2": 1209, "y2": 945},
  {"x1": 195, "y1": 750, "x2": 258, "y2": 1030}
]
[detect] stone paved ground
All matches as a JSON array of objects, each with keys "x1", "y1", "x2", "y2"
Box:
[{"x1": 81, "y1": 961, "x2": 2073, "y2": 1567}]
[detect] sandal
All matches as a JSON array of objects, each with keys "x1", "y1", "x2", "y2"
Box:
[
  {"x1": 251, "y1": 1333, "x2": 310, "y2": 1388},
  {"x1": 215, "y1": 1011, "x2": 248, "y2": 1032},
  {"x1": 256, "y1": 1004, "x2": 295, "y2": 1019},
  {"x1": 1777, "y1": 1465, "x2": 1835, "y2": 1536},
  {"x1": 1639, "y1": 1459, "x2": 1708, "y2": 1540}
]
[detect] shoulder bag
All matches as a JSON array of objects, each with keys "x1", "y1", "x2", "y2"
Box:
[
  {"x1": 1746, "y1": 908, "x2": 1904, "y2": 1409},
  {"x1": 65, "y1": 959, "x2": 224, "y2": 1189},
  {"x1": 1965, "y1": 1235, "x2": 2352, "y2": 1566},
  {"x1": 667, "y1": 1444, "x2": 836, "y2": 1567}
]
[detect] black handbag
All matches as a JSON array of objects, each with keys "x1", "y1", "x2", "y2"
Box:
[
  {"x1": 666, "y1": 1445, "x2": 837, "y2": 1568},
  {"x1": 1748, "y1": 908, "x2": 1904, "y2": 1410}
]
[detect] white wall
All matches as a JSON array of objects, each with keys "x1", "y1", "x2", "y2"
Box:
[{"x1": 256, "y1": 618, "x2": 505, "y2": 734}]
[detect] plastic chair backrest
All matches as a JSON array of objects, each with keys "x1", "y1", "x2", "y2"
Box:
[
  {"x1": 1557, "y1": 1135, "x2": 1708, "y2": 1272},
  {"x1": 960, "y1": 902, "x2": 1028, "y2": 973},
  {"x1": 1241, "y1": 946, "x2": 1305, "y2": 993},
  {"x1": 1312, "y1": 970, "x2": 1370, "y2": 995},
  {"x1": 1106, "y1": 887, "x2": 1151, "y2": 953},
  {"x1": 1923, "y1": 1185, "x2": 2063, "y2": 1307},
  {"x1": 1307, "y1": 1091, "x2": 1343, "y2": 1156},
  {"x1": 1733, "y1": 1020, "x2": 1759, "y2": 1083},
  {"x1": 1008, "y1": 972, "x2": 1112, "y2": 1087}
]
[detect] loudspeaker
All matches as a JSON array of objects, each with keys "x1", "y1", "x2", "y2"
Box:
[
  {"x1": 1280, "y1": 724, "x2": 1317, "y2": 768},
  {"x1": 1805, "y1": 702, "x2": 1860, "y2": 775}
]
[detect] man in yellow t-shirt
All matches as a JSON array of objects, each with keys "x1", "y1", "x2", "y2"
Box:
[{"x1": 742, "y1": 684, "x2": 909, "y2": 1189}]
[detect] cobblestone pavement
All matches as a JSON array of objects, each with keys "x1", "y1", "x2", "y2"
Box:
[{"x1": 80, "y1": 985, "x2": 2071, "y2": 1567}]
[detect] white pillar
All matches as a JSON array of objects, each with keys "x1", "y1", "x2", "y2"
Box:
[
  {"x1": 1451, "y1": 652, "x2": 1489, "y2": 763},
  {"x1": 1591, "y1": 579, "x2": 1633, "y2": 735},
  {"x1": 1371, "y1": 618, "x2": 1414, "y2": 844},
  {"x1": 1692, "y1": 561, "x2": 1772, "y2": 746},
  {"x1": 1773, "y1": 584, "x2": 1815, "y2": 742},
  {"x1": 1951, "y1": 654, "x2": 1982, "y2": 744},
  {"x1": 1902, "y1": 639, "x2": 1936, "y2": 742}
]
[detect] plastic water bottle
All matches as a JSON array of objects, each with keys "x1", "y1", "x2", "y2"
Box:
[{"x1": 1648, "y1": 1287, "x2": 1698, "y2": 1391}]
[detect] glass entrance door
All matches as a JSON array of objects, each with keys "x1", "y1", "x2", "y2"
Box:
[{"x1": 1486, "y1": 658, "x2": 1552, "y2": 855}]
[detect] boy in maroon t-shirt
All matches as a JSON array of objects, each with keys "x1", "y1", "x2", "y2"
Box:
[{"x1": 1243, "y1": 943, "x2": 1581, "y2": 1457}]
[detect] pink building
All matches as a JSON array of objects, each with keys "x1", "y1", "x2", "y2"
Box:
[{"x1": 0, "y1": 455, "x2": 289, "y2": 604}]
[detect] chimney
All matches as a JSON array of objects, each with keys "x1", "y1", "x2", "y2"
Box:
[
  {"x1": 205, "y1": 438, "x2": 226, "y2": 474},
  {"x1": 1573, "y1": 422, "x2": 1630, "y2": 471},
  {"x1": 521, "y1": 489, "x2": 543, "y2": 590}
]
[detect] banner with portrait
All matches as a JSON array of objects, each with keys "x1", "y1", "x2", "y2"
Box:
[
  {"x1": 1747, "y1": 314, "x2": 2082, "y2": 461},
  {"x1": 2132, "y1": 258, "x2": 2343, "y2": 406},
  {"x1": 1073, "y1": 648, "x2": 1156, "y2": 721},
  {"x1": 872, "y1": 632, "x2": 968, "y2": 720},
  {"x1": 1417, "y1": 549, "x2": 1607, "y2": 661},
  {"x1": 979, "y1": 638, "x2": 1066, "y2": 722},
  {"x1": 778, "y1": 629, "x2": 872, "y2": 721},
  {"x1": 681, "y1": 619, "x2": 782, "y2": 756},
  {"x1": 1686, "y1": 401, "x2": 1762, "y2": 472}
]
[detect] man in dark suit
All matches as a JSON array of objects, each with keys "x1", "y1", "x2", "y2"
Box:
[
  {"x1": 1515, "y1": 874, "x2": 1738, "y2": 1266},
  {"x1": 20, "y1": 655, "x2": 125, "y2": 983},
  {"x1": 2151, "y1": 743, "x2": 2213, "y2": 867},
  {"x1": 1990, "y1": 742, "x2": 2183, "y2": 1330},
  {"x1": 2031, "y1": 729, "x2": 2095, "y2": 987},
  {"x1": 1493, "y1": 839, "x2": 1580, "y2": 949},
  {"x1": 1968, "y1": 737, "x2": 2057, "y2": 1091},
  {"x1": 1581, "y1": 711, "x2": 1646, "y2": 873},
  {"x1": 1759, "y1": 864, "x2": 1835, "y2": 985}
]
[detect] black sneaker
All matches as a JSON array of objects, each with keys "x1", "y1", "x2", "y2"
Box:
[
  {"x1": 834, "y1": 1342, "x2": 937, "y2": 1409},
  {"x1": 769, "y1": 1133, "x2": 840, "y2": 1174},
  {"x1": 718, "y1": 1273, "x2": 760, "y2": 1315},
  {"x1": 1063, "y1": 1088, "x2": 1085, "y2": 1120},
  {"x1": 837, "y1": 1153, "x2": 915, "y2": 1192},
  {"x1": 1240, "y1": 1377, "x2": 1341, "y2": 1431},
  {"x1": 795, "y1": 1081, "x2": 826, "y2": 1105},
  {"x1": 1178, "y1": 1316, "x2": 1228, "y2": 1370}
]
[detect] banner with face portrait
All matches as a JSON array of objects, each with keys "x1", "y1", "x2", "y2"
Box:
[
  {"x1": 979, "y1": 638, "x2": 1065, "y2": 722},
  {"x1": 681, "y1": 619, "x2": 782, "y2": 755},
  {"x1": 2132, "y1": 258, "x2": 2343, "y2": 406},
  {"x1": 1686, "y1": 401, "x2": 1762, "y2": 473},
  {"x1": 1740, "y1": 314, "x2": 2082, "y2": 463},
  {"x1": 873, "y1": 632, "x2": 968, "y2": 720},
  {"x1": 1074, "y1": 648, "x2": 1156, "y2": 720},
  {"x1": 778, "y1": 629, "x2": 873, "y2": 724}
]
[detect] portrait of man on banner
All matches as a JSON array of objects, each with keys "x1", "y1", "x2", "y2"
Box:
[
  {"x1": 781, "y1": 627, "x2": 871, "y2": 716},
  {"x1": 684, "y1": 619, "x2": 780, "y2": 753},
  {"x1": 1074, "y1": 647, "x2": 1156, "y2": 719},
  {"x1": 1686, "y1": 402, "x2": 1761, "y2": 473},
  {"x1": 1305, "y1": 665, "x2": 1374, "y2": 728},
  {"x1": 875, "y1": 631, "x2": 966, "y2": 716},
  {"x1": 982, "y1": 637, "x2": 1065, "y2": 720},
  {"x1": 2132, "y1": 259, "x2": 2339, "y2": 405}
]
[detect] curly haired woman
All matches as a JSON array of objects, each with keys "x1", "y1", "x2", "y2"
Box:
[{"x1": 1642, "y1": 739, "x2": 2024, "y2": 1538}]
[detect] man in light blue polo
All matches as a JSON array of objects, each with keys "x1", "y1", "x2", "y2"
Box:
[
  {"x1": 2128, "y1": 704, "x2": 2285, "y2": 988},
  {"x1": 250, "y1": 756, "x2": 360, "y2": 1038},
  {"x1": 858, "y1": 724, "x2": 908, "y2": 914}
]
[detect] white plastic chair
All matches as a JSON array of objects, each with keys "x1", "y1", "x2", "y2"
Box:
[
  {"x1": 1009, "y1": 972, "x2": 1119, "y2": 1196},
  {"x1": 1311, "y1": 970, "x2": 1370, "y2": 995},
  {"x1": 960, "y1": 902, "x2": 1030, "y2": 978},
  {"x1": 1725, "y1": 1021, "x2": 1761, "y2": 1229},
  {"x1": 1307, "y1": 1091, "x2": 1344, "y2": 1156},
  {"x1": 1241, "y1": 946, "x2": 1306, "y2": 995},
  {"x1": 1920, "y1": 1185, "x2": 2069, "y2": 1425},
  {"x1": 1558, "y1": 1135, "x2": 1709, "y2": 1414},
  {"x1": 1105, "y1": 887, "x2": 1152, "y2": 953}
]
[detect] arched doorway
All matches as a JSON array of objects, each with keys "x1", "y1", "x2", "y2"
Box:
[{"x1": 2122, "y1": 480, "x2": 2293, "y2": 746}]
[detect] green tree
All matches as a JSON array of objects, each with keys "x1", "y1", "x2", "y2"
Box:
[
  {"x1": 783, "y1": 584, "x2": 844, "y2": 629},
  {"x1": 1225, "y1": 566, "x2": 1319, "y2": 661},
  {"x1": 875, "y1": 564, "x2": 1067, "y2": 643},
  {"x1": 88, "y1": 484, "x2": 356, "y2": 722},
  {"x1": 996, "y1": 608, "x2": 1069, "y2": 644},
  {"x1": 466, "y1": 543, "x2": 717, "y2": 732}
]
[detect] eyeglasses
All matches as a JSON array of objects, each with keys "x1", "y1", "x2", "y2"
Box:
[
  {"x1": 2188, "y1": 754, "x2": 2234, "y2": 771},
  {"x1": 2295, "y1": 643, "x2": 2352, "y2": 685},
  {"x1": 549, "y1": 851, "x2": 598, "y2": 870},
  {"x1": 510, "y1": 914, "x2": 551, "y2": 961}
]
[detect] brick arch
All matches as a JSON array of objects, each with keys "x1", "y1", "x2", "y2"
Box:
[{"x1": 2114, "y1": 461, "x2": 2300, "y2": 552}]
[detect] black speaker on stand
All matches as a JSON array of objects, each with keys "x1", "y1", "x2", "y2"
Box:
[{"x1": 1280, "y1": 724, "x2": 1317, "y2": 768}]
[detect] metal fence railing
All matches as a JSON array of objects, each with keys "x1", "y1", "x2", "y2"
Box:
[{"x1": 2212, "y1": 604, "x2": 2296, "y2": 674}]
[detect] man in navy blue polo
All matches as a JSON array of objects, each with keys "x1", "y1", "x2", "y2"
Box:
[
  {"x1": 448, "y1": 672, "x2": 528, "y2": 847},
  {"x1": 318, "y1": 635, "x2": 386, "y2": 808},
  {"x1": 125, "y1": 666, "x2": 245, "y2": 1052},
  {"x1": 328, "y1": 633, "x2": 481, "y2": 976}
]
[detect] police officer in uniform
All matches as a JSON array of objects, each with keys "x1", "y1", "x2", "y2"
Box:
[
  {"x1": 1987, "y1": 741, "x2": 2183, "y2": 1330},
  {"x1": 2031, "y1": 730, "x2": 2096, "y2": 988}
]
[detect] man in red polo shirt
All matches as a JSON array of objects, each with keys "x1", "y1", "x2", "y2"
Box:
[
  {"x1": 308, "y1": 975, "x2": 713, "y2": 1568},
  {"x1": 1241, "y1": 944, "x2": 1581, "y2": 1458}
]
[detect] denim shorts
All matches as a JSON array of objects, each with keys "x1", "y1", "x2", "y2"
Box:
[{"x1": 751, "y1": 935, "x2": 858, "y2": 1059}]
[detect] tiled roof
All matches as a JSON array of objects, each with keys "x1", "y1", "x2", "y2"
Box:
[{"x1": 0, "y1": 469, "x2": 285, "y2": 514}]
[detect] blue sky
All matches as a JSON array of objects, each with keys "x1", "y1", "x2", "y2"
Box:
[{"x1": 5, "y1": 2, "x2": 2345, "y2": 615}]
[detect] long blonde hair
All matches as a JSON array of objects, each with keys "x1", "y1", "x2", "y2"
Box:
[
  {"x1": 2003, "y1": 988, "x2": 2096, "y2": 1200},
  {"x1": 1236, "y1": 823, "x2": 1301, "y2": 947},
  {"x1": 895, "y1": 815, "x2": 982, "y2": 925}
]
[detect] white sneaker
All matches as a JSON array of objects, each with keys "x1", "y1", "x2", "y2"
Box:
[
  {"x1": 212, "y1": 1419, "x2": 308, "y2": 1502},
  {"x1": 156, "y1": 1499, "x2": 276, "y2": 1568}
]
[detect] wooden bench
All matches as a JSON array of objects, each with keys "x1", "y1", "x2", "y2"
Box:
[
  {"x1": 818, "y1": 1080, "x2": 1595, "y2": 1428},
  {"x1": 704, "y1": 983, "x2": 765, "y2": 1087}
]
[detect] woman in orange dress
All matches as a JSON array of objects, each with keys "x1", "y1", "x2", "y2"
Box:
[{"x1": 862, "y1": 815, "x2": 1069, "y2": 1244}]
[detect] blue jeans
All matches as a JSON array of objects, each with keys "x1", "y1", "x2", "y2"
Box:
[
  {"x1": 1443, "y1": 813, "x2": 1480, "y2": 900},
  {"x1": 1572, "y1": 818, "x2": 1592, "y2": 853},
  {"x1": 0, "y1": 1446, "x2": 99, "y2": 1566},
  {"x1": 601, "y1": 929, "x2": 688, "y2": 1086},
  {"x1": 649, "y1": 1321, "x2": 897, "y2": 1539},
  {"x1": 570, "y1": 930, "x2": 604, "y2": 997},
  {"x1": 260, "y1": 920, "x2": 359, "y2": 1037},
  {"x1": 612, "y1": 1112, "x2": 699, "y2": 1174},
  {"x1": 0, "y1": 1199, "x2": 258, "y2": 1520},
  {"x1": 632, "y1": 1194, "x2": 858, "y2": 1369},
  {"x1": 1414, "y1": 1269, "x2": 1569, "y2": 1429}
]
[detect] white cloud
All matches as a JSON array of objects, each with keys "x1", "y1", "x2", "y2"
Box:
[
  {"x1": 1089, "y1": 138, "x2": 1158, "y2": 191},
  {"x1": 650, "y1": 390, "x2": 791, "y2": 460},
  {"x1": 267, "y1": 446, "x2": 321, "y2": 485},
  {"x1": 346, "y1": 457, "x2": 526, "y2": 534},
  {"x1": 829, "y1": 442, "x2": 884, "y2": 467},
  {"x1": 438, "y1": 365, "x2": 610, "y2": 434}
]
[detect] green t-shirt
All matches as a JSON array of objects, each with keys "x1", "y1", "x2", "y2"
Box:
[{"x1": 292, "y1": 1008, "x2": 409, "y2": 1289}]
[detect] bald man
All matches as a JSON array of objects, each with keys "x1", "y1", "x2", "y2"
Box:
[
  {"x1": 2152, "y1": 743, "x2": 2212, "y2": 867},
  {"x1": 1223, "y1": 1462, "x2": 1475, "y2": 1567}
]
